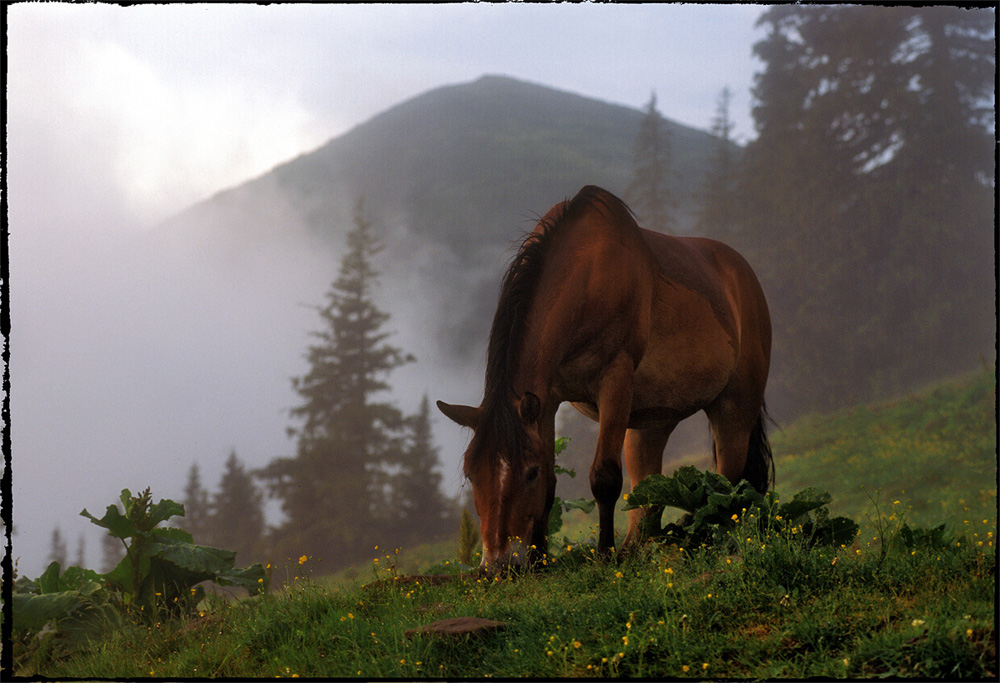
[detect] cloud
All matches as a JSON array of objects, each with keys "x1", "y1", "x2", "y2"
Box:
[{"x1": 8, "y1": 6, "x2": 332, "y2": 228}]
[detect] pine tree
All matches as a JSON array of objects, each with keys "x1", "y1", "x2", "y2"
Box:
[
  {"x1": 181, "y1": 461, "x2": 211, "y2": 544},
  {"x1": 209, "y1": 451, "x2": 264, "y2": 564},
  {"x1": 695, "y1": 87, "x2": 739, "y2": 240},
  {"x1": 736, "y1": 5, "x2": 994, "y2": 416},
  {"x1": 48, "y1": 526, "x2": 67, "y2": 567},
  {"x1": 625, "y1": 93, "x2": 675, "y2": 233},
  {"x1": 75, "y1": 534, "x2": 86, "y2": 568},
  {"x1": 387, "y1": 394, "x2": 453, "y2": 546},
  {"x1": 259, "y1": 198, "x2": 414, "y2": 567}
]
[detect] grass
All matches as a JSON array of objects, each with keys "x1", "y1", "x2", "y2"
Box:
[
  {"x1": 23, "y1": 513, "x2": 995, "y2": 679},
  {"x1": 11, "y1": 369, "x2": 997, "y2": 678},
  {"x1": 772, "y1": 368, "x2": 996, "y2": 530}
]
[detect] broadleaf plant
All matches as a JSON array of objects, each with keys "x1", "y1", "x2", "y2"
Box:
[
  {"x1": 13, "y1": 487, "x2": 268, "y2": 649},
  {"x1": 624, "y1": 466, "x2": 860, "y2": 550}
]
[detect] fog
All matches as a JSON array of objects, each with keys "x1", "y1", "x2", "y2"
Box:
[{"x1": 7, "y1": 4, "x2": 770, "y2": 577}]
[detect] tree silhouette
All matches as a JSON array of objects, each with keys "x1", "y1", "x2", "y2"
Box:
[
  {"x1": 48, "y1": 526, "x2": 67, "y2": 567},
  {"x1": 259, "y1": 198, "x2": 415, "y2": 567},
  {"x1": 736, "y1": 5, "x2": 995, "y2": 416},
  {"x1": 695, "y1": 86, "x2": 739, "y2": 240},
  {"x1": 385, "y1": 394, "x2": 455, "y2": 547},
  {"x1": 625, "y1": 93, "x2": 675, "y2": 233},
  {"x1": 180, "y1": 461, "x2": 211, "y2": 544},
  {"x1": 209, "y1": 451, "x2": 265, "y2": 564}
]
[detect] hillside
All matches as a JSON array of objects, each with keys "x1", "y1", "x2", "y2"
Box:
[
  {"x1": 157, "y1": 75, "x2": 730, "y2": 361},
  {"x1": 16, "y1": 372, "x2": 996, "y2": 679},
  {"x1": 547, "y1": 368, "x2": 997, "y2": 550},
  {"x1": 218, "y1": 74, "x2": 720, "y2": 250},
  {"x1": 324, "y1": 369, "x2": 996, "y2": 580},
  {"x1": 771, "y1": 368, "x2": 997, "y2": 529}
]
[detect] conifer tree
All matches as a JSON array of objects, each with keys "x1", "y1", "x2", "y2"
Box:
[
  {"x1": 48, "y1": 526, "x2": 67, "y2": 567},
  {"x1": 260, "y1": 198, "x2": 414, "y2": 567},
  {"x1": 181, "y1": 461, "x2": 211, "y2": 544},
  {"x1": 736, "y1": 5, "x2": 994, "y2": 415},
  {"x1": 695, "y1": 87, "x2": 739, "y2": 239},
  {"x1": 75, "y1": 533, "x2": 86, "y2": 568},
  {"x1": 387, "y1": 394, "x2": 454, "y2": 546},
  {"x1": 625, "y1": 93, "x2": 675, "y2": 233},
  {"x1": 210, "y1": 451, "x2": 265, "y2": 563}
]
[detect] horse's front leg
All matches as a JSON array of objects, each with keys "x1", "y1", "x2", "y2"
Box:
[
  {"x1": 622, "y1": 424, "x2": 673, "y2": 549},
  {"x1": 589, "y1": 355, "x2": 634, "y2": 555}
]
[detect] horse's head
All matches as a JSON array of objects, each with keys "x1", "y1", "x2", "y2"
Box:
[{"x1": 437, "y1": 392, "x2": 553, "y2": 573}]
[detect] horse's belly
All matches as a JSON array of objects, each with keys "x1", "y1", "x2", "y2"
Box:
[
  {"x1": 630, "y1": 294, "x2": 737, "y2": 414},
  {"x1": 554, "y1": 277, "x2": 737, "y2": 421},
  {"x1": 559, "y1": 328, "x2": 733, "y2": 424}
]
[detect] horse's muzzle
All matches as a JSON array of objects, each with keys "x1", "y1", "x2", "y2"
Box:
[{"x1": 479, "y1": 538, "x2": 533, "y2": 576}]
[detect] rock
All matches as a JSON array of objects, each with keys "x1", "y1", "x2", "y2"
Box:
[{"x1": 404, "y1": 617, "x2": 506, "y2": 639}]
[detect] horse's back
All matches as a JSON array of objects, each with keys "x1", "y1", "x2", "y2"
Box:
[{"x1": 639, "y1": 231, "x2": 769, "y2": 340}]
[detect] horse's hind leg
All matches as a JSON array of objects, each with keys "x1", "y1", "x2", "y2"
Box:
[
  {"x1": 622, "y1": 423, "x2": 675, "y2": 549},
  {"x1": 705, "y1": 398, "x2": 767, "y2": 492}
]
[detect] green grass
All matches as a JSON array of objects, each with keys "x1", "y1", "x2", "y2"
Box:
[
  {"x1": 12, "y1": 369, "x2": 997, "y2": 678},
  {"x1": 20, "y1": 517, "x2": 995, "y2": 679},
  {"x1": 772, "y1": 368, "x2": 996, "y2": 529}
]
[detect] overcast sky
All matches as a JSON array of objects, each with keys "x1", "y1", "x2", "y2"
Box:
[{"x1": 7, "y1": 2, "x2": 767, "y2": 576}]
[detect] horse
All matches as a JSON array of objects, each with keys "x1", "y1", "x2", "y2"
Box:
[{"x1": 437, "y1": 185, "x2": 772, "y2": 571}]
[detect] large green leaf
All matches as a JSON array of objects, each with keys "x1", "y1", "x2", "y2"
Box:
[
  {"x1": 777, "y1": 487, "x2": 833, "y2": 521},
  {"x1": 548, "y1": 499, "x2": 564, "y2": 537},
  {"x1": 36, "y1": 561, "x2": 63, "y2": 594},
  {"x1": 562, "y1": 497, "x2": 596, "y2": 514},
  {"x1": 80, "y1": 504, "x2": 136, "y2": 540},
  {"x1": 12, "y1": 592, "x2": 84, "y2": 632},
  {"x1": 624, "y1": 467, "x2": 716, "y2": 513},
  {"x1": 147, "y1": 498, "x2": 185, "y2": 528},
  {"x1": 216, "y1": 563, "x2": 269, "y2": 595},
  {"x1": 149, "y1": 525, "x2": 194, "y2": 544},
  {"x1": 103, "y1": 550, "x2": 151, "y2": 599},
  {"x1": 34, "y1": 562, "x2": 104, "y2": 595},
  {"x1": 148, "y1": 538, "x2": 237, "y2": 576}
]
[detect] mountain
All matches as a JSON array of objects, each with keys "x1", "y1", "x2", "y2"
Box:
[{"x1": 161, "y1": 74, "x2": 730, "y2": 361}]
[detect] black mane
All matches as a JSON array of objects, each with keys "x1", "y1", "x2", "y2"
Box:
[{"x1": 465, "y1": 186, "x2": 636, "y2": 475}]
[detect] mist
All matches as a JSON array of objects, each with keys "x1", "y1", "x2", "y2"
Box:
[{"x1": 30, "y1": 4, "x2": 988, "y2": 579}]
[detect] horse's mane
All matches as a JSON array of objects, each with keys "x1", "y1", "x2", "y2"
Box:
[{"x1": 465, "y1": 186, "x2": 638, "y2": 475}]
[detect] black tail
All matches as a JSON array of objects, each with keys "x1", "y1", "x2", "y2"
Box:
[{"x1": 742, "y1": 404, "x2": 775, "y2": 494}]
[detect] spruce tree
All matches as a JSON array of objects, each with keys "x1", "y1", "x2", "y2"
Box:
[
  {"x1": 695, "y1": 87, "x2": 739, "y2": 240},
  {"x1": 75, "y1": 534, "x2": 86, "y2": 568},
  {"x1": 48, "y1": 526, "x2": 67, "y2": 567},
  {"x1": 260, "y1": 198, "x2": 414, "y2": 567},
  {"x1": 388, "y1": 394, "x2": 453, "y2": 546},
  {"x1": 210, "y1": 451, "x2": 265, "y2": 564},
  {"x1": 181, "y1": 462, "x2": 211, "y2": 544},
  {"x1": 736, "y1": 5, "x2": 994, "y2": 416},
  {"x1": 625, "y1": 93, "x2": 675, "y2": 233}
]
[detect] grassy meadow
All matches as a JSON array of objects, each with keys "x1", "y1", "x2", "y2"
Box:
[{"x1": 10, "y1": 369, "x2": 996, "y2": 679}]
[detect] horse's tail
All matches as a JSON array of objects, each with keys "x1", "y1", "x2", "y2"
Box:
[{"x1": 742, "y1": 403, "x2": 775, "y2": 494}]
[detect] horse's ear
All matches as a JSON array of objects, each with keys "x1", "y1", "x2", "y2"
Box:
[
  {"x1": 519, "y1": 392, "x2": 541, "y2": 425},
  {"x1": 436, "y1": 401, "x2": 482, "y2": 429}
]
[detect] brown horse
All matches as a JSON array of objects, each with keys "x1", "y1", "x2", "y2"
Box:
[{"x1": 438, "y1": 186, "x2": 772, "y2": 571}]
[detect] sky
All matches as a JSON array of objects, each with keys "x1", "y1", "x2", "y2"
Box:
[{"x1": 6, "y1": 2, "x2": 767, "y2": 576}]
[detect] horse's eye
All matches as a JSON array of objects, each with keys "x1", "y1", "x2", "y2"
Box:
[{"x1": 523, "y1": 465, "x2": 540, "y2": 485}]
